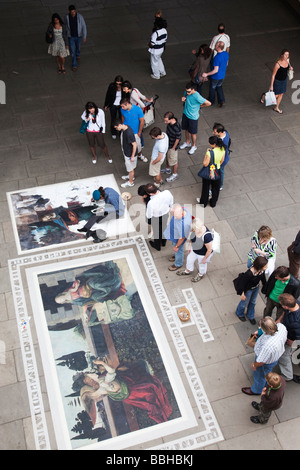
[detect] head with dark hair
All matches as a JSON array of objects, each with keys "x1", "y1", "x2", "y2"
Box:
[
  {"x1": 114, "y1": 75, "x2": 123, "y2": 84},
  {"x1": 120, "y1": 97, "x2": 131, "y2": 108},
  {"x1": 149, "y1": 127, "x2": 162, "y2": 138},
  {"x1": 69, "y1": 4, "x2": 76, "y2": 11},
  {"x1": 51, "y1": 13, "x2": 64, "y2": 26},
  {"x1": 153, "y1": 16, "x2": 167, "y2": 30},
  {"x1": 274, "y1": 266, "x2": 290, "y2": 280},
  {"x1": 196, "y1": 44, "x2": 212, "y2": 59},
  {"x1": 85, "y1": 102, "x2": 98, "y2": 119},
  {"x1": 218, "y1": 23, "x2": 225, "y2": 33},
  {"x1": 122, "y1": 81, "x2": 132, "y2": 93},
  {"x1": 252, "y1": 256, "x2": 268, "y2": 272},
  {"x1": 208, "y1": 135, "x2": 225, "y2": 150},
  {"x1": 145, "y1": 183, "x2": 159, "y2": 195},
  {"x1": 137, "y1": 185, "x2": 148, "y2": 196},
  {"x1": 279, "y1": 293, "x2": 297, "y2": 309},
  {"x1": 279, "y1": 49, "x2": 290, "y2": 60},
  {"x1": 213, "y1": 122, "x2": 225, "y2": 134},
  {"x1": 186, "y1": 81, "x2": 197, "y2": 92}
]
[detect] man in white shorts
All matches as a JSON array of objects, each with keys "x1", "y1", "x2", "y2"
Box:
[
  {"x1": 114, "y1": 120, "x2": 137, "y2": 188},
  {"x1": 149, "y1": 127, "x2": 169, "y2": 187}
]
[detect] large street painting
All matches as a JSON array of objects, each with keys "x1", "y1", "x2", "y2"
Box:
[
  {"x1": 7, "y1": 175, "x2": 134, "y2": 254},
  {"x1": 25, "y1": 250, "x2": 195, "y2": 449}
]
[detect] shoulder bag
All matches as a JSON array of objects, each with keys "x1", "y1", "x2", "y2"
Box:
[{"x1": 198, "y1": 149, "x2": 220, "y2": 180}]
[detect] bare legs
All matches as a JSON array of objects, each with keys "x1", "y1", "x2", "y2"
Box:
[
  {"x1": 274, "y1": 93, "x2": 283, "y2": 114},
  {"x1": 56, "y1": 56, "x2": 66, "y2": 74}
]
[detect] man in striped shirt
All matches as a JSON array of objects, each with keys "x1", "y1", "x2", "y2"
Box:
[{"x1": 148, "y1": 17, "x2": 167, "y2": 79}]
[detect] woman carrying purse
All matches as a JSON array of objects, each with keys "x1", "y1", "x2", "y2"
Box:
[{"x1": 196, "y1": 136, "x2": 225, "y2": 208}]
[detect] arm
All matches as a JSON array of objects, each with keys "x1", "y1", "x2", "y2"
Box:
[
  {"x1": 200, "y1": 99, "x2": 211, "y2": 108},
  {"x1": 152, "y1": 151, "x2": 164, "y2": 165},
  {"x1": 138, "y1": 117, "x2": 144, "y2": 136},
  {"x1": 173, "y1": 237, "x2": 186, "y2": 253},
  {"x1": 130, "y1": 142, "x2": 137, "y2": 161},
  {"x1": 201, "y1": 241, "x2": 213, "y2": 263},
  {"x1": 202, "y1": 66, "x2": 219, "y2": 78}
]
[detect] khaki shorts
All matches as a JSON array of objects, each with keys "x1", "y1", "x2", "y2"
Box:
[
  {"x1": 125, "y1": 156, "x2": 137, "y2": 172},
  {"x1": 166, "y1": 149, "x2": 178, "y2": 167},
  {"x1": 149, "y1": 159, "x2": 163, "y2": 176}
]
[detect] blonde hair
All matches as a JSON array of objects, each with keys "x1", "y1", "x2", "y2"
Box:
[
  {"x1": 265, "y1": 372, "x2": 282, "y2": 388},
  {"x1": 191, "y1": 218, "x2": 205, "y2": 233},
  {"x1": 257, "y1": 225, "x2": 273, "y2": 241}
]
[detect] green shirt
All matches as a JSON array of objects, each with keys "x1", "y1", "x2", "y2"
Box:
[{"x1": 269, "y1": 278, "x2": 289, "y2": 302}]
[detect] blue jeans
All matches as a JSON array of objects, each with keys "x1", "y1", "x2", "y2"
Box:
[
  {"x1": 172, "y1": 241, "x2": 185, "y2": 267},
  {"x1": 220, "y1": 165, "x2": 225, "y2": 188},
  {"x1": 208, "y1": 78, "x2": 225, "y2": 105},
  {"x1": 69, "y1": 36, "x2": 82, "y2": 68},
  {"x1": 251, "y1": 359, "x2": 278, "y2": 394},
  {"x1": 236, "y1": 286, "x2": 259, "y2": 320}
]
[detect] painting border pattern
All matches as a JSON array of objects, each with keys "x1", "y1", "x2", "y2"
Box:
[{"x1": 8, "y1": 236, "x2": 223, "y2": 450}]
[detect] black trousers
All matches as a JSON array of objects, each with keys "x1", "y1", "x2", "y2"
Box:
[
  {"x1": 150, "y1": 213, "x2": 169, "y2": 250},
  {"x1": 200, "y1": 178, "x2": 221, "y2": 207},
  {"x1": 110, "y1": 105, "x2": 122, "y2": 136}
]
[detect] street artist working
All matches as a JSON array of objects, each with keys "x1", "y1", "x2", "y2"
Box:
[{"x1": 7, "y1": 175, "x2": 134, "y2": 254}]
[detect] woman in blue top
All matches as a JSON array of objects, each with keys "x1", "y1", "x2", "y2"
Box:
[{"x1": 212, "y1": 122, "x2": 231, "y2": 190}]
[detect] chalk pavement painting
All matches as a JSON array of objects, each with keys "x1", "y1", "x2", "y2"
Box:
[
  {"x1": 26, "y1": 250, "x2": 195, "y2": 450},
  {"x1": 7, "y1": 175, "x2": 134, "y2": 255}
]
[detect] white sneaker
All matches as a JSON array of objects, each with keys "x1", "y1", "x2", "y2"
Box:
[
  {"x1": 188, "y1": 146, "x2": 197, "y2": 155},
  {"x1": 121, "y1": 175, "x2": 136, "y2": 180},
  {"x1": 151, "y1": 74, "x2": 160, "y2": 80},
  {"x1": 196, "y1": 198, "x2": 201, "y2": 203},
  {"x1": 166, "y1": 173, "x2": 178, "y2": 182},
  {"x1": 112, "y1": 135, "x2": 117, "y2": 140},
  {"x1": 209, "y1": 189, "x2": 212, "y2": 199},
  {"x1": 179, "y1": 142, "x2": 191, "y2": 150},
  {"x1": 160, "y1": 72, "x2": 166, "y2": 77},
  {"x1": 108, "y1": 159, "x2": 113, "y2": 163},
  {"x1": 121, "y1": 181, "x2": 134, "y2": 188},
  {"x1": 92, "y1": 158, "x2": 97, "y2": 164},
  {"x1": 139, "y1": 155, "x2": 148, "y2": 162}
]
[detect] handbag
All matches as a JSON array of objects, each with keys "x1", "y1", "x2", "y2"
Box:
[
  {"x1": 265, "y1": 90, "x2": 277, "y2": 106},
  {"x1": 233, "y1": 272, "x2": 246, "y2": 295},
  {"x1": 45, "y1": 24, "x2": 53, "y2": 44},
  {"x1": 246, "y1": 333, "x2": 256, "y2": 348},
  {"x1": 204, "y1": 229, "x2": 221, "y2": 254},
  {"x1": 80, "y1": 120, "x2": 89, "y2": 134},
  {"x1": 288, "y1": 69, "x2": 294, "y2": 80},
  {"x1": 198, "y1": 150, "x2": 220, "y2": 180}
]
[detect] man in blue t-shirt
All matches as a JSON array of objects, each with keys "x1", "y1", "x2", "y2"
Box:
[
  {"x1": 203, "y1": 41, "x2": 229, "y2": 107},
  {"x1": 163, "y1": 204, "x2": 192, "y2": 271},
  {"x1": 179, "y1": 82, "x2": 211, "y2": 155},
  {"x1": 120, "y1": 98, "x2": 147, "y2": 162}
]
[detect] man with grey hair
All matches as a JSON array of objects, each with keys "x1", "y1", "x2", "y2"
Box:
[
  {"x1": 242, "y1": 316, "x2": 287, "y2": 395},
  {"x1": 163, "y1": 204, "x2": 192, "y2": 271}
]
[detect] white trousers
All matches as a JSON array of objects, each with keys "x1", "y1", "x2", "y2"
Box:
[
  {"x1": 186, "y1": 250, "x2": 214, "y2": 275},
  {"x1": 150, "y1": 53, "x2": 166, "y2": 78}
]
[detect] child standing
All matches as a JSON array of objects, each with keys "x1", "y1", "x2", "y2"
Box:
[{"x1": 250, "y1": 372, "x2": 286, "y2": 424}]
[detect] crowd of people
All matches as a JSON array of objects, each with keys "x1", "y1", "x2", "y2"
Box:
[{"x1": 46, "y1": 5, "x2": 299, "y2": 426}]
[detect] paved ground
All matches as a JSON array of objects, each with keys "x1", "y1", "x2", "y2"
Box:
[{"x1": 0, "y1": 0, "x2": 300, "y2": 451}]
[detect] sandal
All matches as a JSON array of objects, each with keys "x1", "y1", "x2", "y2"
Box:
[
  {"x1": 191, "y1": 273, "x2": 204, "y2": 282},
  {"x1": 168, "y1": 264, "x2": 182, "y2": 271},
  {"x1": 273, "y1": 108, "x2": 283, "y2": 114},
  {"x1": 259, "y1": 93, "x2": 265, "y2": 104},
  {"x1": 176, "y1": 270, "x2": 190, "y2": 276},
  {"x1": 58, "y1": 68, "x2": 62, "y2": 74},
  {"x1": 61, "y1": 69, "x2": 66, "y2": 75}
]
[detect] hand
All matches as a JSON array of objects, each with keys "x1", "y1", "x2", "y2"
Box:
[
  {"x1": 83, "y1": 38, "x2": 87, "y2": 43},
  {"x1": 173, "y1": 245, "x2": 179, "y2": 252},
  {"x1": 241, "y1": 294, "x2": 246, "y2": 301},
  {"x1": 202, "y1": 72, "x2": 208, "y2": 78},
  {"x1": 192, "y1": 49, "x2": 197, "y2": 54},
  {"x1": 251, "y1": 362, "x2": 256, "y2": 370},
  {"x1": 181, "y1": 97, "x2": 186, "y2": 102}
]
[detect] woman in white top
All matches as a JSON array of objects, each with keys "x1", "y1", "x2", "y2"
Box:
[
  {"x1": 81, "y1": 102, "x2": 111, "y2": 164},
  {"x1": 122, "y1": 80, "x2": 153, "y2": 109}
]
